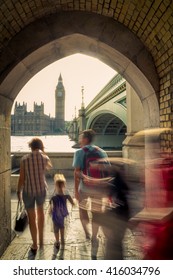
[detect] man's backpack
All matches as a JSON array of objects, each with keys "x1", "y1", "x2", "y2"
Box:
[
  {"x1": 82, "y1": 146, "x2": 106, "y2": 178},
  {"x1": 82, "y1": 146, "x2": 113, "y2": 192}
]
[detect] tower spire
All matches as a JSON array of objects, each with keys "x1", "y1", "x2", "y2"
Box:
[
  {"x1": 74, "y1": 106, "x2": 77, "y2": 119},
  {"x1": 58, "y1": 73, "x2": 63, "y2": 82},
  {"x1": 81, "y1": 86, "x2": 85, "y2": 109}
]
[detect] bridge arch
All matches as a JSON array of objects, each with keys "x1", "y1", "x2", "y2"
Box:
[
  {"x1": 0, "y1": 10, "x2": 161, "y2": 255},
  {"x1": 88, "y1": 112, "x2": 126, "y2": 149},
  {"x1": 86, "y1": 104, "x2": 127, "y2": 130}
]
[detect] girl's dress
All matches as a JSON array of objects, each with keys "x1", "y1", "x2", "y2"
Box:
[{"x1": 50, "y1": 194, "x2": 71, "y2": 229}]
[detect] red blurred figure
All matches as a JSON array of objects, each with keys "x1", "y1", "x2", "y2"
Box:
[{"x1": 133, "y1": 129, "x2": 173, "y2": 260}]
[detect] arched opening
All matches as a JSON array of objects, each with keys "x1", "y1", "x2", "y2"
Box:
[
  {"x1": 0, "y1": 12, "x2": 159, "y2": 129},
  {"x1": 90, "y1": 113, "x2": 126, "y2": 150},
  {"x1": 0, "y1": 11, "x2": 160, "y2": 256}
]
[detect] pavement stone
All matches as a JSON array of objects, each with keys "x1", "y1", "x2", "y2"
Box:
[{"x1": 1, "y1": 178, "x2": 142, "y2": 260}]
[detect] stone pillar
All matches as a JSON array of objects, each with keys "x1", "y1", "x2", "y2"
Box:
[
  {"x1": 123, "y1": 82, "x2": 144, "y2": 160},
  {"x1": 73, "y1": 120, "x2": 79, "y2": 142},
  {"x1": 78, "y1": 108, "x2": 86, "y2": 134},
  {"x1": 0, "y1": 95, "x2": 12, "y2": 256},
  {"x1": 68, "y1": 119, "x2": 78, "y2": 141}
]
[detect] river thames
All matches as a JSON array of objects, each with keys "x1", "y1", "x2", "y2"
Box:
[{"x1": 11, "y1": 135, "x2": 76, "y2": 153}]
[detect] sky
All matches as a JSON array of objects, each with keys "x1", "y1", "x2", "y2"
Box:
[{"x1": 12, "y1": 54, "x2": 116, "y2": 120}]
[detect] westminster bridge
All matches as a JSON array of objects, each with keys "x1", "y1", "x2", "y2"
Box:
[{"x1": 68, "y1": 73, "x2": 144, "y2": 159}]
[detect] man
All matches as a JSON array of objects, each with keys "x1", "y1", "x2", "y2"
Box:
[{"x1": 73, "y1": 129, "x2": 108, "y2": 248}]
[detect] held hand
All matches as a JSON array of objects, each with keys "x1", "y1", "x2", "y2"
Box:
[{"x1": 72, "y1": 198, "x2": 78, "y2": 206}]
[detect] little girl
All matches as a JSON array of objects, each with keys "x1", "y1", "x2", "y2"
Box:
[{"x1": 50, "y1": 174, "x2": 74, "y2": 252}]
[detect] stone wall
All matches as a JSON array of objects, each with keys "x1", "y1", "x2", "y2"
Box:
[
  {"x1": 10, "y1": 151, "x2": 122, "y2": 192},
  {"x1": 0, "y1": 96, "x2": 12, "y2": 256},
  {"x1": 11, "y1": 151, "x2": 122, "y2": 171},
  {"x1": 160, "y1": 71, "x2": 173, "y2": 152}
]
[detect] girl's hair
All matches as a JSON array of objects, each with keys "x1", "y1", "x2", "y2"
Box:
[
  {"x1": 54, "y1": 174, "x2": 66, "y2": 193},
  {"x1": 29, "y1": 138, "x2": 45, "y2": 152}
]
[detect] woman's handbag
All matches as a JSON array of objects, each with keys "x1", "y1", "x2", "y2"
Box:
[{"x1": 14, "y1": 201, "x2": 28, "y2": 232}]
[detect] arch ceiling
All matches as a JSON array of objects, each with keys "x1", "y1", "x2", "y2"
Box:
[
  {"x1": 0, "y1": 7, "x2": 164, "y2": 128},
  {"x1": 0, "y1": 0, "x2": 172, "y2": 84},
  {"x1": 91, "y1": 113, "x2": 126, "y2": 135}
]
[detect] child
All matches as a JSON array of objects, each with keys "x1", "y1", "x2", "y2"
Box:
[{"x1": 50, "y1": 174, "x2": 74, "y2": 253}]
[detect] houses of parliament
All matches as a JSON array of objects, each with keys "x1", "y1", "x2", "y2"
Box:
[{"x1": 11, "y1": 74, "x2": 65, "y2": 135}]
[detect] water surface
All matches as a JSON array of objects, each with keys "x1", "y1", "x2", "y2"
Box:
[{"x1": 11, "y1": 135, "x2": 76, "y2": 153}]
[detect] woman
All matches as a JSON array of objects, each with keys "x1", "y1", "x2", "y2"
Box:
[{"x1": 17, "y1": 138, "x2": 52, "y2": 255}]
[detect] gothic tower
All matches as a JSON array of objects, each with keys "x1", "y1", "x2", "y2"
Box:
[
  {"x1": 78, "y1": 86, "x2": 86, "y2": 133},
  {"x1": 55, "y1": 74, "x2": 65, "y2": 132}
]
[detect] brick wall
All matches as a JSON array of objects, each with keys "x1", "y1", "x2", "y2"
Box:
[{"x1": 0, "y1": 0, "x2": 173, "y2": 149}]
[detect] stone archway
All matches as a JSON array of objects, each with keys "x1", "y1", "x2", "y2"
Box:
[
  {"x1": 0, "y1": 11, "x2": 160, "y2": 255},
  {"x1": 0, "y1": 12, "x2": 159, "y2": 125}
]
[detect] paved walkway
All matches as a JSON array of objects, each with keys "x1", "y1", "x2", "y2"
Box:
[{"x1": 1, "y1": 178, "x2": 142, "y2": 260}]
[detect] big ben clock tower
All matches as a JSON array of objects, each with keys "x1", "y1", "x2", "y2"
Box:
[{"x1": 55, "y1": 74, "x2": 65, "y2": 132}]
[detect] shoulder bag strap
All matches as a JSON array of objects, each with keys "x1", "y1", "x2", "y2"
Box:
[{"x1": 16, "y1": 201, "x2": 22, "y2": 218}]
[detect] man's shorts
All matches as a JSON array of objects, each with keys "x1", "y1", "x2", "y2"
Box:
[
  {"x1": 79, "y1": 190, "x2": 103, "y2": 213},
  {"x1": 23, "y1": 191, "x2": 46, "y2": 209}
]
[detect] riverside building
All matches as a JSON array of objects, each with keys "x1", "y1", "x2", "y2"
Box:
[{"x1": 11, "y1": 74, "x2": 65, "y2": 135}]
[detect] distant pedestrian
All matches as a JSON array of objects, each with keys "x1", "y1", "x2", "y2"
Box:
[
  {"x1": 73, "y1": 129, "x2": 108, "y2": 253},
  {"x1": 49, "y1": 174, "x2": 74, "y2": 255},
  {"x1": 17, "y1": 138, "x2": 52, "y2": 255}
]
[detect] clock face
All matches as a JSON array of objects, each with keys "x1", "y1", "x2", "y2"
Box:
[{"x1": 57, "y1": 91, "x2": 62, "y2": 97}]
